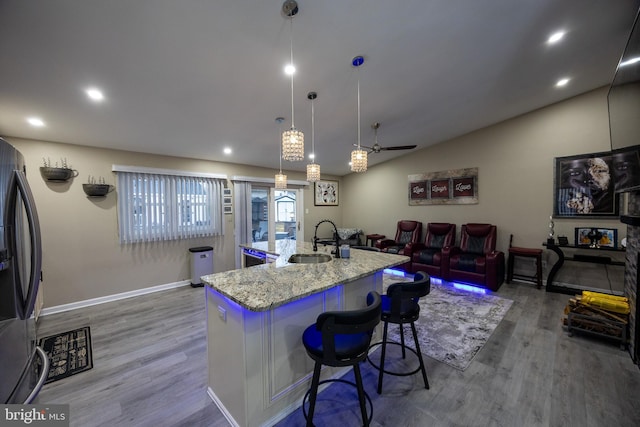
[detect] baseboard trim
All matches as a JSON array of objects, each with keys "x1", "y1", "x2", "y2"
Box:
[
  {"x1": 39, "y1": 280, "x2": 191, "y2": 317},
  {"x1": 206, "y1": 387, "x2": 240, "y2": 427}
]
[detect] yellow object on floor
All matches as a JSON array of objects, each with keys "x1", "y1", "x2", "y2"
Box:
[
  {"x1": 581, "y1": 291, "x2": 630, "y2": 314},
  {"x1": 582, "y1": 291, "x2": 628, "y2": 302}
]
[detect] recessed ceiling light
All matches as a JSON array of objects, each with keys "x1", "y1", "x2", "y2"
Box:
[
  {"x1": 86, "y1": 87, "x2": 104, "y2": 102},
  {"x1": 223, "y1": 147, "x2": 232, "y2": 155},
  {"x1": 26, "y1": 117, "x2": 45, "y2": 127},
  {"x1": 547, "y1": 31, "x2": 565, "y2": 44},
  {"x1": 556, "y1": 78, "x2": 570, "y2": 87},
  {"x1": 284, "y1": 64, "x2": 296, "y2": 75}
]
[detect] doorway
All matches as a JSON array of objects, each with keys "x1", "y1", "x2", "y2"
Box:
[{"x1": 251, "y1": 187, "x2": 303, "y2": 243}]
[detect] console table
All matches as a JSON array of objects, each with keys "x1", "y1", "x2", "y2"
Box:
[{"x1": 543, "y1": 243, "x2": 625, "y2": 294}]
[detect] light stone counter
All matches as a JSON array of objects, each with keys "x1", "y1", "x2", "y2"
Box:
[
  {"x1": 203, "y1": 240, "x2": 408, "y2": 427},
  {"x1": 203, "y1": 240, "x2": 408, "y2": 311}
]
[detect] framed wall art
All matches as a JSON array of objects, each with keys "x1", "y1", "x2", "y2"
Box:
[
  {"x1": 552, "y1": 147, "x2": 640, "y2": 218},
  {"x1": 314, "y1": 180, "x2": 338, "y2": 206},
  {"x1": 222, "y1": 187, "x2": 233, "y2": 214},
  {"x1": 408, "y1": 167, "x2": 478, "y2": 205}
]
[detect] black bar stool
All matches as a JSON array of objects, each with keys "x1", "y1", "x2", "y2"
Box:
[
  {"x1": 367, "y1": 271, "x2": 430, "y2": 394},
  {"x1": 507, "y1": 234, "x2": 543, "y2": 288},
  {"x1": 301, "y1": 291, "x2": 382, "y2": 427}
]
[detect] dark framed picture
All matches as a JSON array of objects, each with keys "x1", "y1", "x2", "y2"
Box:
[
  {"x1": 314, "y1": 180, "x2": 338, "y2": 206},
  {"x1": 554, "y1": 151, "x2": 619, "y2": 217},
  {"x1": 574, "y1": 227, "x2": 617, "y2": 248},
  {"x1": 408, "y1": 167, "x2": 478, "y2": 206}
]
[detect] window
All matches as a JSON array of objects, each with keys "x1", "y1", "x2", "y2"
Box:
[{"x1": 115, "y1": 169, "x2": 225, "y2": 243}]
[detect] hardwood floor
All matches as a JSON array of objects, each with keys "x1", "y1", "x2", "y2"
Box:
[{"x1": 34, "y1": 282, "x2": 640, "y2": 426}]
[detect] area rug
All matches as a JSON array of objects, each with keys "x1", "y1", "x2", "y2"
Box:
[
  {"x1": 38, "y1": 326, "x2": 93, "y2": 384},
  {"x1": 382, "y1": 272, "x2": 513, "y2": 371}
]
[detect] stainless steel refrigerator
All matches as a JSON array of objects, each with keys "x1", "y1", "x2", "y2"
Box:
[{"x1": 0, "y1": 137, "x2": 48, "y2": 404}]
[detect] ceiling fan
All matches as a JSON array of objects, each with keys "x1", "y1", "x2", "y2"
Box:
[{"x1": 356, "y1": 122, "x2": 417, "y2": 154}]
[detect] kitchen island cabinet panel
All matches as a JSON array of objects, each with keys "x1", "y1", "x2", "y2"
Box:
[{"x1": 204, "y1": 242, "x2": 406, "y2": 427}]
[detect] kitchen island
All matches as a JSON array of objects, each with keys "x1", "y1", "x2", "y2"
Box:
[{"x1": 202, "y1": 240, "x2": 408, "y2": 427}]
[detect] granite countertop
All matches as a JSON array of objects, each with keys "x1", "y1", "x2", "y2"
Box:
[{"x1": 203, "y1": 240, "x2": 408, "y2": 311}]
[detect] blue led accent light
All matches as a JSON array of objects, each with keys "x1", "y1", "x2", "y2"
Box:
[
  {"x1": 451, "y1": 282, "x2": 487, "y2": 295},
  {"x1": 243, "y1": 248, "x2": 267, "y2": 259},
  {"x1": 383, "y1": 268, "x2": 409, "y2": 277},
  {"x1": 381, "y1": 269, "x2": 487, "y2": 294}
]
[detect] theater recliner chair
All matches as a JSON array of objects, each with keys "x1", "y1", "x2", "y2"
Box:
[
  {"x1": 407, "y1": 222, "x2": 456, "y2": 278},
  {"x1": 442, "y1": 223, "x2": 505, "y2": 291},
  {"x1": 376, "y1": 220, "x2": 422, "y2": 255}
]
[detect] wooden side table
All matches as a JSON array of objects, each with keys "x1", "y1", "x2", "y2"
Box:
[{"x1": 366, "y1": 234, "x2": 385, "y2": 247}]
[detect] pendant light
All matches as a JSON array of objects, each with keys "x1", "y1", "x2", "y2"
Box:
[
  {"x1": 275, "y1": 117, "x2": 287, "y2": 189},
  {"x1": 281, "y1": 0, "x2": 304, "y2": 161},
  {"x1": 306, "y1": 91, "x2": 321, "y2": 182},
  {"x1": 350, "y1": 56, "x2": 367, "y2": 173}
]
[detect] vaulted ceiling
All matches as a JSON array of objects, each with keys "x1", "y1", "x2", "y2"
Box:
[{"x1": 1, "y1": 1, "x2": 638, "y2": 176}]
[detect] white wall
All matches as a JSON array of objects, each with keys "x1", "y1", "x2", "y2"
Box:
[
  {"x1": 341, "y1": 87, "x2": 625, "y2": 290},
  {"x1": 9, "y1": 86, "x2": 624, "y2": 307},
  {"x1": 10, "y1": 137, "x2": 342, "y2": 307},
  {"x1": 342, "y1": 87, "x2": 622, "y2": 248}
]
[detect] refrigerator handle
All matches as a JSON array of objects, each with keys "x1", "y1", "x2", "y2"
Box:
[
  {"x1": 23, "y1": 346, "x2": 49, "y2": 404},
  {"x1": 7, "y1": 170, "x2": 43, "y2": 320}
]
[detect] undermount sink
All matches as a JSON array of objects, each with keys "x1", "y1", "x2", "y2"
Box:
[{"x1": 287, "y1": 253, "x2": 333, "y2": 264}]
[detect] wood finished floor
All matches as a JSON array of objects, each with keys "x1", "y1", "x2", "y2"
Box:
[{"x1": 34, "y1": 282, "x2": 640, "y2": 427}]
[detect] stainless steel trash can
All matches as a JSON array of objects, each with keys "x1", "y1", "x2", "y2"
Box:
[{"x1": 189, "y1": 246, "x2": 213, "y2": 287}]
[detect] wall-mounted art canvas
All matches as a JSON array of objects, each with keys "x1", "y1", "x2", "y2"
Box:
[
  {"x1": 554, "y1": 151, "x2": 621, "y2": 217},
  {"x1": 408, "y1": 168, "x2": 478, "y2": 205},
  {"x1": 314, "y1": 180, "x2": 338, "y2": 206}
]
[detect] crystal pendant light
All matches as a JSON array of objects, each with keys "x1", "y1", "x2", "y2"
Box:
[
  {"x1": 350, "y1": 56, "x2": 368, "y2": 173},
  {"x1": 281, "y1": 0, "x2": 304, "y2": 161},
  {"x1": 275, "y1": 117, "x2": 287, "y2": 189},
  {"x1": 306, "y1": 91, "x2": 321, "y2": 182}
]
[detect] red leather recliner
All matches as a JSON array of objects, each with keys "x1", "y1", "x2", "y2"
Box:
[
  {"x1": 407, "y1": 223, "x2": 456, "y2": 277},
  {"x1": 442, "y1": 223, "x2": 505, "y2": 291},
  {"x1": 376, "y1": 220, "x2": 422, "y2": 256}
]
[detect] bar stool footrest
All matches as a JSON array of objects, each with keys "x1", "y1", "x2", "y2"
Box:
[
  {"x1": 302, "y1": 378, "x2": 373, "y2": 425},
  {"x1": 367, "y1": 341, "x2": 423, "y2": 377}
]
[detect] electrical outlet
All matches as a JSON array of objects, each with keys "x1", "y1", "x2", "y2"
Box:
[{"x1": 217, "y1": 306, "x2": 227, "y2": 322}]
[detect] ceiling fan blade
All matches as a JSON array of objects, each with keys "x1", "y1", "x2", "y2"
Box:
[
  {"x1": 379, "y1": 145, "x2": 417, "y2": 151},
  {"x1": 353, "y1": 143, "x2": 374, "y2": 150}
]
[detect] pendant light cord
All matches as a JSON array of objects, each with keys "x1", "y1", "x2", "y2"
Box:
[
  {"x1": 289, "y1": 18, "x2": 295, "y2": 128},
  {"x1": 311, "y1": 96, "x2": 315, "y2": 162},
  {"x1": 279, "y1": 122, "x2": 283, "y2": 173},
  {"x1": 357, "y1": 74, "x2": 361, "y2": 149}
]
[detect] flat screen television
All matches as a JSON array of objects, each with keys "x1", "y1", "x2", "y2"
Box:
[{"x1": 608, "y1": 8, "x2": 640, "y2": 193}]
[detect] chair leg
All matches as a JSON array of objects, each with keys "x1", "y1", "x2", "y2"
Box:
[
  {"x1": 410, "y1": 321, "x2": 430, "y2": 390},
  {"x1": 306, "y1": 361, "x2": 322, "y2": 427},
  {"x1": 353, "y1": 363, "x2": 369, "y2": 427},
  {"x1": 399, "y1": 323, "x2": 406, "y2": 359},
  {"x1": 506, "y1": 254, "x2": 514, "y2": 283},
  {"x1": 377, "y1": 321, "x2": 389, "y2": 394}
]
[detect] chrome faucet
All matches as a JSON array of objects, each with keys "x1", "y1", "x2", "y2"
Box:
[{"x1": 313, "y1": 219, "x2": 340, "y2": 258}]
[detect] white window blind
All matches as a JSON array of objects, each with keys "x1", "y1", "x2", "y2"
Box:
[{"x1": 116, "y1": 171, "x2": 225, "y2": 244}]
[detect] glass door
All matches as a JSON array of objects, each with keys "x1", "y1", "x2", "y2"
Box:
[
  {"x1": 250, "y1": 186, "x2": 303, "y2": 243},
  {"x1": 273, "y1": 189, "x2": 298, "y2": 241}
]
